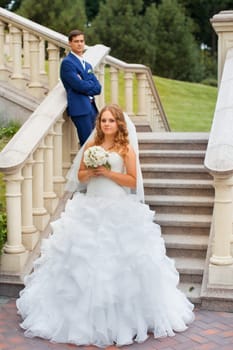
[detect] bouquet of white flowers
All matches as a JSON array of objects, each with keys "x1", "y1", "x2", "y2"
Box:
[{"x1": 83, "y1": 146, "x2": 111, "y2": 170}]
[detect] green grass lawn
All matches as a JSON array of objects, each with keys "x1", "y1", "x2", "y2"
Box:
[{"x1": 154, "y1": 76, "x2": 217, "y2": 132}]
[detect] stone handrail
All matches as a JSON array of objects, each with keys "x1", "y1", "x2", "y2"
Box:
[
  {"x1": 204, "y1": 47, "x2": 233, "y2": 286},
  {"x1": 0, "y1": 7, "x2": 69, "y2": 96}
]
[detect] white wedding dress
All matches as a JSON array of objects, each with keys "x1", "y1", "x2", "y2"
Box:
[{"x1": 16, "y1": 152, "x2": 194, "y2": 347}]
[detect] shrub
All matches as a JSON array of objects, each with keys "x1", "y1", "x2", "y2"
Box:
[
  {"x1": 0, "y1": 208, "x2": 7, "y2": 255},
  {"x1": 201, "y1": 78, "x2": 217, "y2": 87},
  {"x1": 0, "y1": 122, "x2": 20, "y2": 138}
]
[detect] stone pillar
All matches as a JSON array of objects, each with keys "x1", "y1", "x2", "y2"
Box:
[
  {"x1": 0, "y1": 20, "x2": 9, "y2": 81},
  {"x1": 208, "y1": 174, "x2": 233, "y2": 285},
  {"x1": 21, "y1": 156, "x2": 39, "y2": 251},
  {"x1": 43, "y1": 130, "x2": 58, "y2": 214},
  {"x1": 7, "y1": 24, "x2": 13, "y2": 65},
  {"x1": 110, "y1": 66, "x2": 119, "y2": 104},
  {"x1": 96, "y1": 63, "x2": 105, "y2": 108},
  {"x1": 32, "y1": 144, "x2": 50, "y2": 231},
  {"x1": 22, "y1": 30, "x2": 30, "y2": 76},
  {"x1": 62, "y1": 112, "x2": 72, "y2": 177},
  {"x1": 39, "y1": 38, "x2": 48, "y2": 85},
  {"x1": 10, "y1": 26, "x2": 26, "y2": 89},
  {"x1": 47, "y1": 42, "x2": 59, "y2": 90},
  {"x1": 53, "y1": 118, "x2": 65, "y2": 197},
  {"x1": 211, "y1": 10, "x2": 233, "y2": 85},
  {"x1": 0, "y1": 170, "x2": 29, "y2": 273},
  {"x1": 27, "y1": 33, "x2": 45, "y2": 98},
  {"x1": 124, "y1": 71, "x2": 134, "y2": 116},
  {"x1": 136, "y1": 72, "x2": 147, "y2": 118},
  {"x1": 146, "y1": 80, "x2": 153, "y2": 129}
]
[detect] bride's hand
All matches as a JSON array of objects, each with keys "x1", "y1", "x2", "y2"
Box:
[{"x1": 93, "y1": 166, "x2": 110, "y2": 177}]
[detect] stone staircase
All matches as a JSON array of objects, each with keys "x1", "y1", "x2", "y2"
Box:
[{"x1": 137, "y1": 131, "x2": 214, "y2": 306}]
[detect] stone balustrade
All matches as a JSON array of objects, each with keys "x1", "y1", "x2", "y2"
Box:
[
  {"x1": 0, "y1": 8, "x2": 67, "y2": 99},
  {"x1": 0, "y1": 83, "x2": 69, "y2": 274},
  {"x1": 104, "y1": 55, "x2": 169, "y2": 131},
  {"x1": 0, "y1": 7, "x2": 168, "y2": 128}
]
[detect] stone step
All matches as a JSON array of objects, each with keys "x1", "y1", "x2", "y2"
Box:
[
  {"x1": 143, "y1": 178, "x2": 214, "y2": 196},
  {"x1": 155, "y1": 213, "x2": 211, "y2": 228},
  {"x1": 164, "y1": 233, "x2": 208, "y2": 250},
  {"x1": 174, "y1": 256, "x2": 205, "y2": 276},
  {"x1": 162, "y1": 226, "x2": 210, "y2": 236},
  {"x1": 138, "y1": 132, "x2": 209, "y2": 151},
  {"x1": 146, "y1": 194, "x2": 214, "y2": 215},
  {"x1": 179, "y1": 281, "x2": 202, "y2": 305},
  {"x1": 140, "y1": 149, "x2": 206, "y2": 165},
  {"x1": 167, "y1": 247, "x2": 206, "y2": 259},
  {"x1": 134, "y1": 121, "x2": 152, "y2": 132},
  {"x1": 141, "y1": 163, "x2": 212, "y2": 180}
]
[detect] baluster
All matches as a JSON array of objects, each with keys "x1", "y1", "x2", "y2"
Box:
[
  {"x1": 32, "y1": 143, "x2": 49, "y2": 230},
  {"x1": 0, "y1": 170, "x2": 28, "y2": 273},
  {"x1": 100, "y1": 62, "x2": 105, "y2": 106},
  {"x1": 110, "y1": 66, "x2": 119, "y2": 104},
  {"x1": 0, "y1": 20, "x2": 10, "y2": 80},
  {"x1": 146, "y1": 80, "x2": 153, "y2": 130},
  {"x1": 27, "y1": 33, "x2": 45, "y2": 99},
  {"x1": 124, "y1": 71, "x2": 134, "y2": 116},
  {"x1": 21, "y1": 156, "x2": 39, "y2": 250},
  {"x1": 39, "y1": 38, "x2": 48, "y2": 85},
  {"x1": 44, "y1": 129, "x2": 58, "y2": 214},
  {"x1": 47, "y1": 42, "x2": 59, "y2": 90},
  {"x1": 7, "y1": 24, "x2": 13, "y2": 65},
  {"x1": 10, "y1": 26, "x2": 26, "y2": 89},
  {"x1": 70, "y1": 121, "x2": 79, "y2": 161},
  {"x1": 53, "y1": 117, "x2": 65, "y2": 197},
  {"x1": 95, "y1": 63, "x2": 105, "y2": 108},
  {"x1": 152, "y1": 102, "x2": 158, "y2": 131},
  {"x1": 62, "y1": 112, "x2": 72, "y2": 177},
  {"x1": 22, "y1": 30, "x2": 30, "y2": 76},
  {"x1": 136, "y1": 73, "x2": 147, "y2": 119}
]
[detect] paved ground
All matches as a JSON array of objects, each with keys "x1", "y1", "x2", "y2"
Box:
[{"x1": 0, "y1": 297, "x2": 233, "y2": 350}]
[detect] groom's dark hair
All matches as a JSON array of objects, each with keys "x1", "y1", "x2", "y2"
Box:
[{"x1": 68, "y1": 29, "x2": 85, "y2": 42}]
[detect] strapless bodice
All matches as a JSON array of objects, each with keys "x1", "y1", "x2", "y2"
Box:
[{"x1": 86, "y1": 152, "x2": 128, "y2": 198}]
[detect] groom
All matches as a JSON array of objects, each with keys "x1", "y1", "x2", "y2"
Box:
[{"x1": 60, "y1": 29, "x2": 101, "y2": 146}]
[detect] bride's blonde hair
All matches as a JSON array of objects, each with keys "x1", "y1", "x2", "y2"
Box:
[{"x1": 95, "y1": 104, "x2": 129, "y2": 154}]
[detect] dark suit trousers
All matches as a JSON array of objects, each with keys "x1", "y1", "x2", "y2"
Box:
[{"x1": 71, "y1": 103, "x2": 98, "y2": 146}]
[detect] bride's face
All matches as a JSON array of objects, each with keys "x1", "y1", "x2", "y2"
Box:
[{"x1": 100, "y1": 111, "x2": 118, "y2": 136}]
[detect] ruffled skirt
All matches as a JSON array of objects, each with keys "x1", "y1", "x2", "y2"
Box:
[{"x1": 16, "y1": 193, "x2": 194, "y2": 347}]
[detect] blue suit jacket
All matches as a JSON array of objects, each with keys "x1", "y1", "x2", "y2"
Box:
[{"x1": 60, "y1": 52, "x2": 101, "y2": 117}]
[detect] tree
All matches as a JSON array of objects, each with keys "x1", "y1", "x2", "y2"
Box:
[
  {"x1": 0, "y1": 0, "x2": 11, "y2": 7},
  {"x1": 85, "y1": 0, "x2": 101, "y2": 22},
  {"x1": 179, "y1": 0, "x2": 233, "y2": 53},
  {"x1": 17, "y1": 0, "x2": 87, "y2": 35},
  {"x1": 155, "y1": 0, "x2": 203, "y2": 81},
  {"x1": 0, "y1": 0, "x2": 22, "y2": 10},
  {"x1": 86, "y1": 0, "x2": 157, "y2": 66}
]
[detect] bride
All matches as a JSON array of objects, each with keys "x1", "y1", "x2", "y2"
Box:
[{"x1": 16, "y1": 104, "x2": 194, "y2": 347}]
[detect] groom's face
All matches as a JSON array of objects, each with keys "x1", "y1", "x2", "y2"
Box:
[{"x1": 69, "y1": 34, "x2": 85, "y2": 56}]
